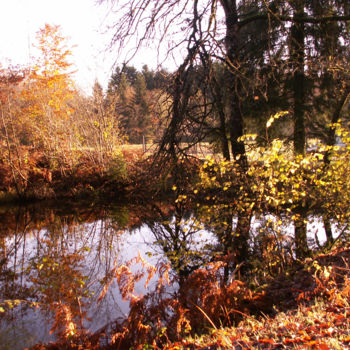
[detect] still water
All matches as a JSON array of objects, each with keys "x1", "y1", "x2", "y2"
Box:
[
  {"x1": 0, "y1": 201, "x2": 215, "y2": 349},
  {"x1": 0, "y1": 200, "x2": 337, "y2": 349}
]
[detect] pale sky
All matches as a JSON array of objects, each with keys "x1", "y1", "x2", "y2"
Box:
[{"x1": 0, "y1": 0, "x2": 159, "y2": 94}]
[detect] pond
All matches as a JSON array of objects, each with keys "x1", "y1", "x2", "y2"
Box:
[
  {"x1": 0, "y1": 200, "x2": 341, "y2": 349},
  {"x1": 0, "y1": 201, "x2": 217, "y2": 349}
]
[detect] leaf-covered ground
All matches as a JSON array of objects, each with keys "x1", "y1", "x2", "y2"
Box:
[
  {"x1": 165, "y1": 248, "x2": 350, "y2": 350},
  {"x1": 166, "y1": 300, "x2": 350, "y2": 349}
]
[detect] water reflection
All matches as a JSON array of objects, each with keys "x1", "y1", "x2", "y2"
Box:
[
  {"x1": 0, "y1": 204, "x2": 128, "y2": 348},
  {"x1": 0, "y1": 201, "x2": 344, "y2": 349},
  {"x1": 0, "y1": 202, "x2": 213, "y2": 349},
  {"x1": 143, "y1": 203, "x2": 216, "y2": 285}
]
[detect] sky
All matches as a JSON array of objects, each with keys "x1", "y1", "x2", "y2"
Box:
[{"x1": 0, "y1": 0, "x2": 161, "y2": 94}]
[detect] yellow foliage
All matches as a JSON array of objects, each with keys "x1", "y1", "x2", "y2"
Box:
[{"x1": 19, "y1": 24, "x2": 77, "y2": 157}]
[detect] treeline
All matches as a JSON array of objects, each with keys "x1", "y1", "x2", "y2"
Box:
[
  {"x1": 103, "y1": 0, "x2": 350, "y2": 159},
  {"x1": 106, "y1": 64, "x2": 170, "y2": 143}
]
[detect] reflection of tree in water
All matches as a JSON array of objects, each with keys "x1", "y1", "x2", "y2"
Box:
[
  {"x1": 0, "y1": 203, "x2": 128, "y2": 345},
  {"x1": 97, "y1": 201, "x2": 260, "y2": 349},
  {"x1": 0, "y1": 206, "x2": 34, "y2": 307},
  {"x1": 0, "y1": 201, "x2": 262, "y2": 348},
  {"x1": 27, "y1": 239, "x2": 87, "y2": 338},
  {"x1": 143, "y1": 202, "x2": 214, "y2": 285},
  {"x1": 196, "y1": 204, "x2": 252, "y2": 283},
  {"x1": 138, "y1": 200, "x2": 254, "y2": 286}
]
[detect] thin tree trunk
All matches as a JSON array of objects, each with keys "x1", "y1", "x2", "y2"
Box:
[
  {"x1": 323, "y1": 218, "x2": 334, "y2": 246},
  {"x1": 211, "y1": 73, "x2": 231, "y2": 160}
]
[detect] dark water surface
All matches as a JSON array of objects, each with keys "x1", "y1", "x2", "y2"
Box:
[{"x1": 0, "y1": 200, "x2": 335, "y2": 349}]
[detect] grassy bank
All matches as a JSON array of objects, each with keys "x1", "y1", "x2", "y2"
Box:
[{"x1": 0, "y1": 144, "x2": 205, "y2": 204}]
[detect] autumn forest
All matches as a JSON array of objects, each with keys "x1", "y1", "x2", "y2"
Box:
[{"x1": 1, "y1": 0, "x2": 350, "y2": 349}]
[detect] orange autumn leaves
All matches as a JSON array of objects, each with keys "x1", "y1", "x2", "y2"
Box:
[
  {"x1": 20, "y1": 24, "x2": 76, "y2": 153},
  {"x1": 1, "y1": 23, "x2": 127, "y2": 196}
]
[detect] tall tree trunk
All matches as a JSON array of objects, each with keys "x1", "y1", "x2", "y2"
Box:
[
  {"x1": 290, "y1": 0, "x2": 308, "y2": 259},
  {"x1": 221, "y1": 0, "x2": 248, "y2": 168},
  {"x1": 291, "y1": 0, "x2": 306, "y2": 156},
  {"x1": 219, "y1": 0, "x2": 251, "y2": 266}
]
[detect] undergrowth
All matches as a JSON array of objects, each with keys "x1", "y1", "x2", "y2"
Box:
[{"x1": 27, "y1": 247, "x2": 350, "y2": 350}]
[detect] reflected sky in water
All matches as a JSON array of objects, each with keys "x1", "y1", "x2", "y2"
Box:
[
  {"x1": 0, "y1": 202, "x2": 212, "y2": 349},
  {"x1": 0, "y1": 201, "x2": 339, "y2": 349}
]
